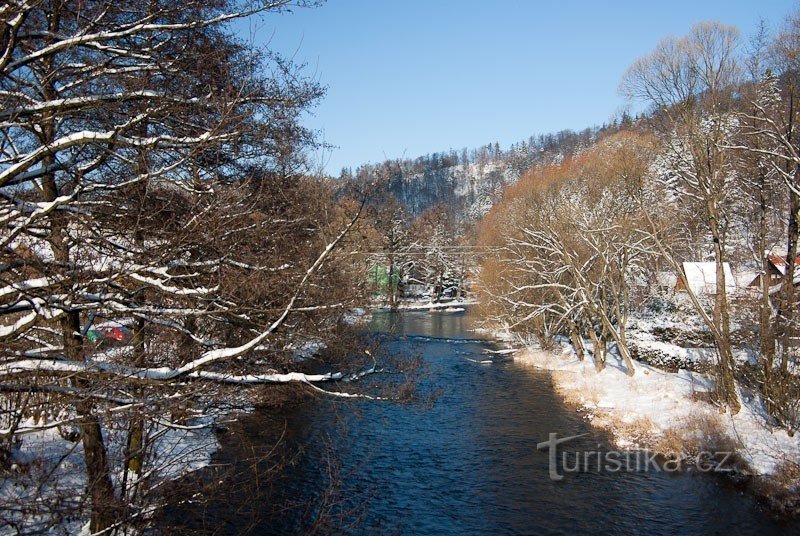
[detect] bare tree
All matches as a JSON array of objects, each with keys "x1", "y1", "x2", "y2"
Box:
[
  {"x1": 727, "y1": 10, "x2": 800, "y2": 432},
  {"x1": 477, "y1": 134, "x2": 655, "y2": 375},
  {"x1": 621, "y1": 21, "x2": 744, "y2": 412},
  {"x1": 0, "y1": 1, "x2": 387, "y2": 533},
  {"x1": 411, "y1": 205, "x2": 463, "y2": 302}
]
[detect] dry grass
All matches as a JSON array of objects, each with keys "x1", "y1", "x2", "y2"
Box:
[
  {"x1": 655, "y1": 411, "x2": 750, "y2": 473},
  {"x1": 753, "y1": 459, "x2": 800, "y2": 516},
  {"x1": 613, "y1": 417, "x2": 659, "y2": 449}
]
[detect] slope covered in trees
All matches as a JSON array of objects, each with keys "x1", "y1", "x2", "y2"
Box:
[{"x1": 340, "y1": 122, "x2": 634, "y2": 221}]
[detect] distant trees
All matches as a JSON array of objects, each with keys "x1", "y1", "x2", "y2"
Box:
[
  {"x1": 410, "y1": 205, "x2": 466, "y2": 301},
  {"x1": 343, "y1": 124, "x2": 626, "y2": 221},
  {"x1": 366, "y1": 195, "x2": 414, "y2": 306}
]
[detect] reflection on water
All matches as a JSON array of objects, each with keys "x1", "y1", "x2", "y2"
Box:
[
  {"x1": 369, "y1": 307, "x2": 476, "y2": 340},
  {"x1": 162, "y1": 309, "x2": 799, "y2": 535}
]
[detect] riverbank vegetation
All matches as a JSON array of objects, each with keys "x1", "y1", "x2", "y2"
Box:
[{"x1": 476, "y1": 15, "x2": 800, "y2": 512}]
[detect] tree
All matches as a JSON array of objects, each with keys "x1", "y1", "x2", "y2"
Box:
[
  {"x1": 728, "y1": 10, "x2": 800, "y2": 431},
  {"x1": 477, "y1": 133, "x2": 655, "y2": 374},
  {"x1": 0, "y1": 1, "x2": 380, "y2": 532},
  {"x1": 621, "y1": 21, "x2": 743, "y2": 412},
  {"x1": 368, "y1": 196, "x2": 413, "y2": 306},
  {"x1": 411, "y1": 205, "x2": 463, "y2": 302}
]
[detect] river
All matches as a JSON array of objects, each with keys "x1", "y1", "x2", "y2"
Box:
[{"x1": 161, "y1": 309, "x2": 798, "y2": 535}]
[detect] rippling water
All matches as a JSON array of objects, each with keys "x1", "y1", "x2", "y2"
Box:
[{"x1": 162, "y1": 309, "x2": 798, "y2": 535}]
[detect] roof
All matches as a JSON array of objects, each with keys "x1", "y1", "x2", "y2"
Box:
[
  {"x1": 767, "y1": 253, "x2": 800, "y2": 275},
  {"x1": 680, "y1": 262, "x2": 736, "y2": 295},
  {"x1": 736, "y1": 270, "x2": 759, "y2": 288}
]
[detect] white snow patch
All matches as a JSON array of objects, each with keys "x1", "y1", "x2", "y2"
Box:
[{"x1": 513, "y1": 344, "x2": 800, "y2": 476}]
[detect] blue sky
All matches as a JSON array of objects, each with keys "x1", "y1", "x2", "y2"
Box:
[{"x1": 236, "y1": 0, "x2": 797, "y2": 174}]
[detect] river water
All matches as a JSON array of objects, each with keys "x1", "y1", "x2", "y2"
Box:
[{"x1": 162, "y1": 309, "x2": 798, "y2": 535}]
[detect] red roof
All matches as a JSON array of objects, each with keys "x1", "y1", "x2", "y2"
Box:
[{"x1": 767, "y1": 254, "x2": 800, "y2": 275}]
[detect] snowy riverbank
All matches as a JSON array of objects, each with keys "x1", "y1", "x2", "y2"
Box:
[
  {"x1": 509, "y1": 337, "x2": 800, "y2": 512},
  {"x1": 375, "y1": 298, "x2": 478, "y2": 312}
]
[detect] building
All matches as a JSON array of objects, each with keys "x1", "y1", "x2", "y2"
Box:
[
  {"x1": 747, "y1": 253, "x2": 800, "y2": 289},
  {"x1": 674, "y1": 262, "x2": 736, "y2": 296}
]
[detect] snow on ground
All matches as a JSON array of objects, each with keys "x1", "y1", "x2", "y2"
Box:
[
  {"x1": 286, "y1": 338, "x2": 327, "y2": 361},
  {"x1": 1, "y1": 415, "x2": 219, "y2": 533},
  {"x1": 514, "y1": 341, "x2": 800, "y2": 477},
  {"x1": 628, "y1": 333, "x2": 757, "y2": 371},
  {"x1": 342, "y1": 307, "x2": 372, "y2": 326},
  {"x1": 389, "y1": 299, "x2": 478, "y2": 311}
]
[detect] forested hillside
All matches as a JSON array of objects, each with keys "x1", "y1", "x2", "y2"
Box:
[{"x1": 340, "y1": 120, "x2": 633, "y2": 221}]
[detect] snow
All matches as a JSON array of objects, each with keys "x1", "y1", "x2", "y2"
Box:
[
  {"x1": 286, "y1": 339, "x2": 327, "y2": 361},
  {"x1": 389, "y1": 299, "x2": 477, "y2": 311},
  {"x1": 0, "y1": 358, "x2": 348, "y2": 384},
  {"x1": 736, "y1": 270, "x2": 759, "y2": 289},
  {"x1": 127, "y1": 273, "x2": 218, "y2": 296},
  {"x1": 1, "y1": 415, "x2": 218, "y2": 533},
  {"x1": 680, "y1": 262, "x2": 736, "y2": 295},
  {"x1": 484, "y1": 348, "x2": 517, "y2": 355},
  {"x1": 0, "y1": 311, "x2": 37, "y2": 338},
  {"x1": 342, "y1": 307, "x2": 371, "y2": 326},
  {"x1": 513, "y1": 342, "x2": 800, "y2": 477},
  {"x1": 0, "y1": 277, "x2": 58, "y2": 299},
  {"x1": 655, "y1": 271, "x2": 677, "y2": 288}
]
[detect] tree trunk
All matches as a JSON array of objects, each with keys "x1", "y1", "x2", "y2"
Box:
[
  {"x1": 614, "y1": 326, "x2": 636, "y2": 377},
  {"x1": 758, "y1": 179, "x2": 776, "y2": 424},
  {"x1": 44, "y1": 154, "x2": 117, "y2": 534},
  {"x1": 780, "y1": 187, "x2": 800, "y2": 374},
  {"x1": 123, "y1": 318, "x2": 147, "y2": 504},
  {"x1": 568, "y1": 319, "x2": 585, "y2": 361},
  {"x1": 780, "y1": 88, "x2": 798, "y2": 375},
  {"x1": 41, "y1": 108, "x2": 117, "y2": 533},
  {"x1": 64, "y1": 312, "x2": 118, "y2": 534},
  {"x1": 77, "y1": 402, "x2": 118, "y2": 533},
  {"x1": 591, "y1": 303, "x2": 635, "y2": 376},
  {"x1": 588, "y1": 328, "x2": 606, "y2": 372},
  {"x1": 711, "y1": 229, "x2": 740, "y2": 413},
  {"x1": 388, "y1": 253, "x2": 397, "y2": 308}
]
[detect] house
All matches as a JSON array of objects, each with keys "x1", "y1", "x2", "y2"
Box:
[
  {"x1": 674, "y1": 262, "x2": 736, "y2": 296},
  {"x1": 747, "y1": 253, "x2": 800, "y2": 289},
  {"x1": 404, "y1": 283, "x2": 428, "y2": 297}
]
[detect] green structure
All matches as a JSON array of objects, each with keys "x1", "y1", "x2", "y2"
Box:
[{"x1": 368, "y1": 264, "x2": 399, "y2": 296}]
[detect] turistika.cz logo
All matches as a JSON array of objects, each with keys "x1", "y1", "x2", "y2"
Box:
[{"x1": 536, "y1": 433, "x2": 735, "y2": 481}]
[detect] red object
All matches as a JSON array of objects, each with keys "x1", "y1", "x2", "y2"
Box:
[
  {"x1": 767, "y1": 254, "x2": 800, "y2": 275},
  {"x1": 106, "y1": 327, "x2": 127, "y2": 341}
]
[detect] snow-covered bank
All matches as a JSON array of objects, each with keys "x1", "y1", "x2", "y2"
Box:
[
  {"x1": 515, "y1": 345, "x2": 796, "y2": 471},
  {"x1": 378, "y1": 299, "x2": 477, "y2": 311},
  {"x1": 512, "y1": 340, "x2": 800, "y2": 511}
]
